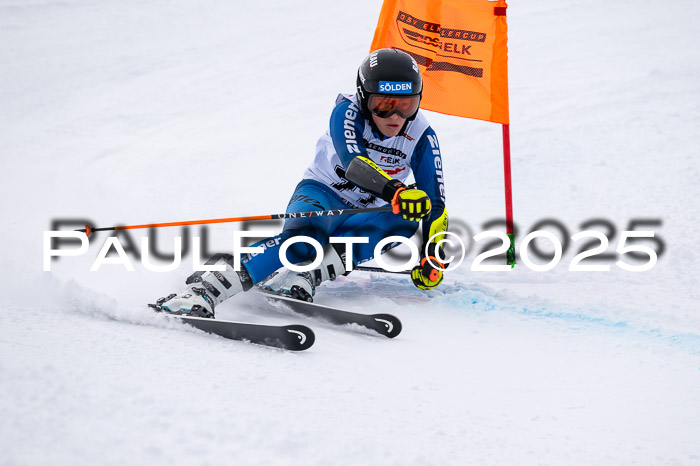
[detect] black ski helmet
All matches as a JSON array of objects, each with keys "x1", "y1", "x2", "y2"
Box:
[{"x1": 356, "y1": 48, "x2": 423, "y2": 121}]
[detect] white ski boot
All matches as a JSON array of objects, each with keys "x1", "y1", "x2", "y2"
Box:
[
  {"x1": 260, "y1": 244, "x2": 347, "y2": 302},
  {"x1": 152, "y1": 254, "x2": 253, "y2": 318}
]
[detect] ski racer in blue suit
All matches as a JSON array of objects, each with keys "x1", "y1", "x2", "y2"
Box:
[{"x1": 155, "y1": 49, "x2": 449, "y2": 318}]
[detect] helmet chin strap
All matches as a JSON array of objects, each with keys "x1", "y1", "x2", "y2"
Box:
[{"x1": 399, "y1": 118, "x2": 410, "y2": 135}]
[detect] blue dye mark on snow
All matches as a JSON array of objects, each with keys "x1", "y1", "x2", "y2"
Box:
[{"x1": 431, "y1": 285, "x2": 700, "y2": 355}]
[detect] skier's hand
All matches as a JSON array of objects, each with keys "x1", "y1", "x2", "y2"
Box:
[
  {"x1": 411, "y1": 256, "x2": 445, "y2": 290},
  {"x1": 391, "y1": 188, "x2": 431, "y2": 222}
]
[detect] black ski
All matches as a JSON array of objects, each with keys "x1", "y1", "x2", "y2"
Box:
[
  {"x1": 149, "y1": 305, "x2": 315, "y2": 351},
  {"x1": 259, "y1": 292, "x2": 402, "y2": 338}
]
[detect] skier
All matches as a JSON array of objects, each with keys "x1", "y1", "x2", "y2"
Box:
[{"x1": 154, "y1": 48, "x2": 449, "y2": 318}]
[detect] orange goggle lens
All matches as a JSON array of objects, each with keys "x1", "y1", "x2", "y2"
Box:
[{"x1": 368, "y1": 94, "x2": 420, "y2": 119}]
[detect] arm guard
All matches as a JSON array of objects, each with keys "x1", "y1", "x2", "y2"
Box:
[{"x1": 345, "y1": 156, "x2": 406, "y2": 203}]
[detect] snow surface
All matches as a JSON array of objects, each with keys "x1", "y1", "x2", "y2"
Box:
[{"x1": 1, "y1": 0, "x2": 699, "y2": 464}]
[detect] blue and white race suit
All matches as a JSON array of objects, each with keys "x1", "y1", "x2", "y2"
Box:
[{"x1": 241, "y1": 94, "x2": 446, "y2": 283}]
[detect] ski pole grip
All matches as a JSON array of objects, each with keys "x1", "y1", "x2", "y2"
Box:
[
  {"x1": 390, "y1": 187, "x2": 406, "y2": 214},
  {"x1": 425, "y1": 267, "x2": 439, "y2": 281},
  {"x1": 420, "y1": 256, "x2": 444, "y2": 281}
]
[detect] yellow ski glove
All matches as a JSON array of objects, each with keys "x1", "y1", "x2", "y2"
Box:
[
  {"x1": 391, "y1": 188, "x2": 432, "y2": 222},
  {"x1": 411, "y1": 209, "x2": 449, "y2": 290},
  {"x1": 411, "y1": 256, "x2": 445, "y2": 290}
]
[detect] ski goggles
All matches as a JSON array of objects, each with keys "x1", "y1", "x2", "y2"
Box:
[{"x1": 368, "y1": 94, "x2": 421, "y2": 119}]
